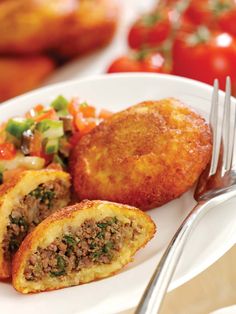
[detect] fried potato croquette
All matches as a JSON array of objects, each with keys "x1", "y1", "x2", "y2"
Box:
[
  {"x1": 0, "y1": 170, "x2": 70, "y2": 279},
  {"x1": 12, "y1": 200, "x2": 155, "y2": 293},
  {"x1": 0, "y1": 0, "x2": 77, "y2": 54},
  {"x1": 0, "y1": 56, "x2": 55, "y2": 102},
  {"x1": 54, "y1": 0, "x2": 120, "y2": 58},
  {"x1": 71, "y1": 98, "x2": 212, "y2": 210}
]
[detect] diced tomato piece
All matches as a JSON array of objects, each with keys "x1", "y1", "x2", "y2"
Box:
[
  {"x1": 25, "y1": 104, "x2": 45, "y2": 119},
  {"x1": 29, "y1": 130, "x2": 42, "y2": 157},
  {"x1": 0, "y1": 142, "x2": 16, "y2": 160},
  {"x1": 75, "y1": 113, "x2": 97, "y2": 135},
  {"x1": 34, "y1": 104, "x2": 44, "y2": 112},
  {"x1": 68, "y1": 98, "x2": 80, "y2": 117},
  {"x1": 34, "y1": 108, "x2": 57, "y2": 122},
  {"x1": 78, "y1": 103, "x2": 96, "y2": 118},
  {"x1": 98, "y1": 109, "x2": 113, "y2": 120}
]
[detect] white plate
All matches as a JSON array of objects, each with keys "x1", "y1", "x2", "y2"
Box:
[{"x1": 0, "y1": 74, "x2": 236, "y2": 314}]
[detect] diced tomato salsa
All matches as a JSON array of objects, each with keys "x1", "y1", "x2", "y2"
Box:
[{"x1": 0, "y1": 95, "x2": 112, "y2": 184}]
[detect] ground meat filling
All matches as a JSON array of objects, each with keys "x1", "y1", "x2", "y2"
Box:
[
  {"x1": 24, "y1": 217, "x2": 143, "y2": 281},
  {"x1": 2, "y1": 179, "x2": 69, "y2": 260}
]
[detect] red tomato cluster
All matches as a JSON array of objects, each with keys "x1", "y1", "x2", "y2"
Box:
[{"x1": 107, "y1": 0, "x2": 236, "y2": 93}]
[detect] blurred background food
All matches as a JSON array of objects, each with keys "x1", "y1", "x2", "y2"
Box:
[
  {"x1": 1, "y1": 0, "x2": 236, "y2": 102},
  {"x1": 0, "y1": 0, "x2": 77, "y2": 55},
  {"x1": 0, "y1": 0, "x2": 119, "y2": 102},
  {"x1": 0, "y1": 57, "x2": 55, "y2": 101}
]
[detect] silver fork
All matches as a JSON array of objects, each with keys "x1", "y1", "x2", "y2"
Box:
[{"x1": 135, "y1": 77, "x2": 236, "y2": 314}]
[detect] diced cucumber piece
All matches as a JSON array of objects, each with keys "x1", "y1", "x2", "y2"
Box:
[
  {"x1": 57, "y1": 109, "x2": 69, "y2": 117},
  {"x1": 51, "y1": 95, "x2": 68, "y2": 111},
  {"x1": 36, "y1": 119, "x2": 64, "y2": 139},
  {"x1": 6, "y1": 118, "x2": 34, "y2": 139},
  {"x1": 45, "y1": 138, "x2": 59, "y2": 154}
]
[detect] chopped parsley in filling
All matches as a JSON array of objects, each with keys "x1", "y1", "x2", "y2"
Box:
[
  {"x1": 24, "y1": 217, "x2": 143, "y2": 281},
  {"x1": 2, "y1": 179, "x2": 69, "y2": 260}
]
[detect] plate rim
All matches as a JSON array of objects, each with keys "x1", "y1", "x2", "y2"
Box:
[{"x1": 0, "y1": 73, "x2": 231, "y2": 110}]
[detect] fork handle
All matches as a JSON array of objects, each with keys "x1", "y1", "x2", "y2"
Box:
[{"x1": 135, "y1": 189, "x2": 236, "y2": 314}]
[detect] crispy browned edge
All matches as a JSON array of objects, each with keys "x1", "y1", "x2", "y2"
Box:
[
  {"x1": 0, "y1": 170, "x2": 71, "y2": 279},
  {"x1": 12, "y1": 200, "x2": 156, "y2": 293}
]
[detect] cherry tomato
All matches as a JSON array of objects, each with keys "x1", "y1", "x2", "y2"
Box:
[
  {"x1": 143, "y1": 52, "x2": 169, "y2": 72},
  {"x1": 184, "y1": 0, "x2": 234, "y2": 26},
  {"x1": 0, "y1": 142, "x2": 16, "y2": 160},
  {"x1": 219, "y1": 9, "x2": 236, "y2": 36},
  {"x1": 107, "y1": 51, "x2": 170, "y2": 74},
  {"x1": 107, "y1": 56, "x2": 141, "y2": 73},
  {"x1": 184, "y1": 0, "x2": 214, "y2": 25},
  {"x1": 178, "y1": 14, "x2": 196, "y2": 33},
  {"x1": 172, "y1": 27, "x2": 236, "y2": 93},
  {"x1": 128, "y1": 9, "x2": 171, "y2": 49}
]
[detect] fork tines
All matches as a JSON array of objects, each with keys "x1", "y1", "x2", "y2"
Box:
[{"x1": 209, "y1": 77, "x2": 236, "y2": 176}]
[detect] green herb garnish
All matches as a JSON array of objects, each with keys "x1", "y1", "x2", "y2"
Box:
[
  {"x1": 92, "y1": 251, "x2": 102, "y2": 260},
  {"x1": 96, "y1": 231, "x2": 105, "y2": 239},
  {"x1": 29, "y1": 186, "x2": 55, "y2": 207},
  {"x1": 102, "y1": 242, "x2": 113, "y2": 253},
  {"x1": 63, "y1": 235, "x2": 76, "y2": 247},
  {"x1": 50, "y1": 255, "x2": 66, "y2": 277},
  {"x1": 9, "y1": 215, "x2": 29, "y2": 230}
]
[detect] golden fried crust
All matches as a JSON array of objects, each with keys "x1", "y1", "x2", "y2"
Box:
[
  {"x1": 0, "y1": 170, "x2": 71, "y2": 279},
  {"x1": 0, "y1": 0, "x2": 77, "y2": 54},
  {"x1": 12, "y1": 200, "x2": 156, "y2": 293},
  {"x1": 0, "y1": 56, "x2": 55, "y2": 102},
  {"x1": 71, "y1": 98, "x2": 212, "y2": 210},
  {"x1": 54, "y1": 0, "x2": 120, "y2": 58}
]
